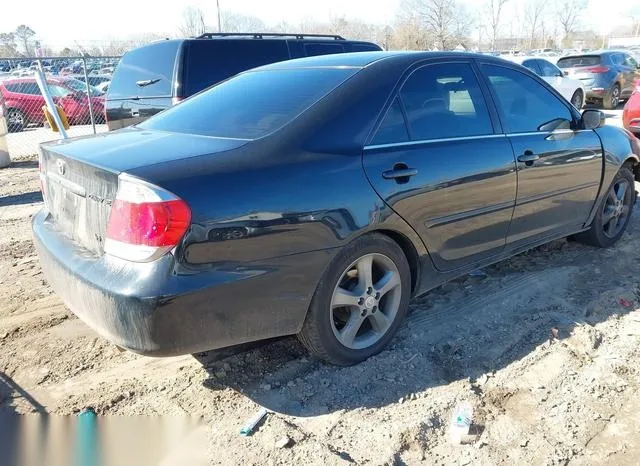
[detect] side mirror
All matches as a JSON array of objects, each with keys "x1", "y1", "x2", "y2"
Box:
[{"x1": 582, "y1": 109, "x2": 605, "y2": 129}]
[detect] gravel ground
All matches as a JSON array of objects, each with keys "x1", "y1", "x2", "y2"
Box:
[{"x1": 1, "y1": 114, "x2": 640, "y2": 465}]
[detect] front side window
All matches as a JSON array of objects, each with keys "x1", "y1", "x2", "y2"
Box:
[
  {"x1": 304, "y1": 43, "x2": 345, "y2": 57},
  {"x1": 399, "y1": 62, "x2": 493, "y2": 140},
  {"x1": 624, "y1": 54, "x2": 638, "y2": 68},
  {"x1": 482, "y1": 64, "x2": 572, "y2": 133},
  {"x1": 538, "y1": 60, "x2": 562, "y2": 77}
]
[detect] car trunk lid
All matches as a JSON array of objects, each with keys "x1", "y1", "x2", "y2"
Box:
[{"x1": 39, "y1": 128, "x2": 249, "y2": 254}]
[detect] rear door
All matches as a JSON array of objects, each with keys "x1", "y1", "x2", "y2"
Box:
[
  {"x1": 18, "y1": 82, "x2": 45, "y2": 123},
  {"x1": 105, "y1": 40, "x2": 180, "y2": 130},
  {"x1": 480, "y1": 62, "x2": 602, "y2": 246},
  {"x1": 363, "y1": 60, "x2": 517, "y2": 272}
]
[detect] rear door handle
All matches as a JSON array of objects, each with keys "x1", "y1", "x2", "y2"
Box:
[
  {"x1": 382, "y1": 168, "x2": 418, "y2": 180},
  {"x1": 517, "y1": 151, "x2": 539, "y2": 165}
]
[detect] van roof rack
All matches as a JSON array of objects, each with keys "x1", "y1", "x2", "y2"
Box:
[{"x1": 195, "y1": 32, "x2": 345, "y2": 40}]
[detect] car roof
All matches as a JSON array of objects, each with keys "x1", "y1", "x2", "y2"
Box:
[{"x1": 254, "y1": 51, "x2": 507, "y2": 71}]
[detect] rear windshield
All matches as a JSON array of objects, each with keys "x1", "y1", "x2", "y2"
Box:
[
  {"x1": 139, "y1": 68, "x2": 357, "y2": 139},
  {"x1": 108, "y1": 41, "x2": 180, "y2": 99},
  {"x1": 183, "y1": 40, "x2": 289, "y2": 96},
  {"x1": 557, "y1": 55, "x2": 601, "y2": 68}
]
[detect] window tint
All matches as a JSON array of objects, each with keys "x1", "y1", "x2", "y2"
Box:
[
  {"x1": 371, "y1": 98, "x2": 409, "y2": 145},
  {"x1": 20, "y1": 82, "x2": 40, "y2": 95},
  {"x1": 611, "y1": 54, "x2": 624, "y2": 65},
  {"x1": 351, "y1": 44, "x2": 381, "y2": 52},
  {"x1": 184, "y1": 40, "x2": 289, "y2": 96},
  {"x1": 482, "y1": 64, "x2": 572, "y2": 133},
  {"x1": 399, "y1": 63, "x2": 493, "y2": 140},
  {"x1": 4, "y1": 83, "x2": 21, "y2": 93},
  {"x1": 108, "y1": 40, "x2": 180, "y2": 99},
  {"x1": 304, "y1": 43, "x2": 345, "y2": 57},
  {"x1": 538, "y1": 60, "x2": 562, "y2": 77},
  {"x1": 624, "y1": 54, "x2": 638, "y2": 68},
  {"x1": 521, "y1": 60, "x2": 540, "y2": 74},
  {"x1": 139, "y1": 68, "x2": 356, "y2": 139},
  {"x1": 557, "y1": 55, "x2": 601, "y2": 68}
]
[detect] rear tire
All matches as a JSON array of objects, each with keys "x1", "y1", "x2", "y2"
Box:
[
  {"x1": 7, "y1": 108, "x2": 25, "y2": 132},
  {"x1": 297, "y1": 233, "x2": 411, "y2": 365},
  {"x1": 574, "y1": 167, "x2": 635, "y2": 247},
  {"x1": 603, "y1": 83, "x2": 620, "y2": 110}
]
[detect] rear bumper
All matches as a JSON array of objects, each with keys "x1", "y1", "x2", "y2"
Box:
[{"x1": 33, "y1": 209, "x2": 334, "y2": 356}]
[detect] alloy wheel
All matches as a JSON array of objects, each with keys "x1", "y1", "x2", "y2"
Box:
[
  {"x1": 571, "y1": 91, "x2": 583, "y2": 109},
  {"x1": 610, "y1": 86, "x2": 620, "y2": 109},
  {"x1": 8, "y1": 110, "x2": 24, "y2": 126},
  {"x1": 602, "y1": 178, "x2": 632, "y2": 238},
  {"x1": 330, "y1": 253, "x2": 402, "y2": 350}
]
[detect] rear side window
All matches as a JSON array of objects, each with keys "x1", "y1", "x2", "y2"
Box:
[
  {"x1": 371, "y1": 98, "x2": 409, "y2": 145},
  {"x1": 304, "y1": 43, "x2": 345, "y2": 57},
  {"x1": 140, "y1": 68, "x2": 357, "y2": 139},
  {"x1": 557, "y1": 55, "x2": 601, "y2": 68},
  {"x1": 351, "y1": 44, "x2": 381, "y2": 52},
  {"x1": 399, "y1": 62, "x2": 493, "y2": 140},
  {"x1": 183, "y1": 40, "x2": 289, "y2": 96},
  {"x1": 610, "y1": 54, "x2": 624, "y2": 65},
  {"x1": 4, "y1": 83, "x2": 21, "y2": 93},
  {"x1": 20, "y1": 82, "x2": 40, "y2": 95},
  {"x1": 108, "y1": 40, "x2": 180, "y2": 99},
  {"x1": 482, "y1": 64, "x2": 572, "y2": 133}
]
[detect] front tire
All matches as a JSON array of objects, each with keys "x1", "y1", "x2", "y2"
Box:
[
  {"x1": 298, "y1": 233, "x2": 411, "y2": 365},
  {"x1": 575, "y1": 167, "x2": 635, "y2": 247}
]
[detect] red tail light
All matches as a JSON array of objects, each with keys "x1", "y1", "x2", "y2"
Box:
[
  {"x1": 584, "y1": 66, "x2": 609, "y2": 73},
  {"x1": 105, "y1": 175, "x2": 191, "y2": 262}
]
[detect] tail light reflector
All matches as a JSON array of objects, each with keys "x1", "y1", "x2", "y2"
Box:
[
  {"x1": 584, "y1": 66, "x2": 609, "y2": 73},
  {"x1": 105, "y1": 174, "x2": 191, "y2": 262}
]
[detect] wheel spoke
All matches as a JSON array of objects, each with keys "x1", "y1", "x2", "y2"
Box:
[
  {"x1": 606, "y1": 216, "x2": 618, "y2": 236},
  {"x1": 617, "y1": 182, "x2": 628, "y2": 201},
  {"x1": 369, "y1": 311, "x2": 391, "y2": 334},
  {"x1": 602, "y1": 206, "x2": 617, "y2": 224},
  {"x1": 340, "y1": 312, "x2": 365, "y2": 347},
  {"x1": 374, "y1": 270, "x2": 400, "y2": 298},
  {"x1": 621, "y1": 205, "x2": 630, "y2": 218},
  {"x1": 356, "y1": 255, "x2": 374, "y2": 291},
  {"x1": 332, "y1": 287, "x2": 360, "y2": 308},
  {"x1": 608, "y1": 189, "x2": 617, "y2": 205}
]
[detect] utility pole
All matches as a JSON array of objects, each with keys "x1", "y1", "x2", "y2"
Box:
[{"x1": 217, "y1": 0, "x2": 222, "y2": 32}]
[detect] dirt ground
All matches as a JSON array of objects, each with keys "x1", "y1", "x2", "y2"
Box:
[{"x1": 2, "y1": 130, "x2": 640, "y2": 464}]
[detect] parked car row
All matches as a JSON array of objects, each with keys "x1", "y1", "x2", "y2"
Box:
[{"x1": 0, "y1": 77, "x2": 105, "y2": 132}]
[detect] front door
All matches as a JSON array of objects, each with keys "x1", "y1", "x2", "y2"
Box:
[
  {"x1": 363, "y1": 61, "x2": 517, "y2": 272},
  {"x1": 480, "y1": 63, "x2": 603, "y2": 246}
]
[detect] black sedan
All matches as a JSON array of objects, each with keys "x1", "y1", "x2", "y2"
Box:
[{"x1": 33, "y1": 52, "x2": 639, "y2": 365}]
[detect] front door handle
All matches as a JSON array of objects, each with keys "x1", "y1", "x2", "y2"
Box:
[{"x1": 517, "y1": 151, "x2": 539, "y2": 166}]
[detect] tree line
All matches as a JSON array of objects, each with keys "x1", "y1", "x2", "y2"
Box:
[{"x1": 2, "y1": 0, "x2": 640, "y2": 59}]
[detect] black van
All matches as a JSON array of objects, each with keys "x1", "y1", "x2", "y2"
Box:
[{"x1": 105, "y1": 33, "x2": 382, "y2": 130}]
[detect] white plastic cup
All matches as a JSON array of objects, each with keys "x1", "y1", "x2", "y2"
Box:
[{"x1": 450, "y1": 402, "x2": 473, "y2": 444}]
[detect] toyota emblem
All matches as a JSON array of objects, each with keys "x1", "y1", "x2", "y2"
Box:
[{"x1": 56, "y1": 159, "x2": 66, "y2": 176}]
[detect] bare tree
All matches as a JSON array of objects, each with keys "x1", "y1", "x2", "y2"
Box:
[
  {"x1": 524, "y1": 0, "x2": 546, "y2": 48},
  {"x1": 180, "y1": 6, "x2": 206, "y2": 37},
  {"x1": 557, "y1": 0, "x2": 585, "y2": 45},
  {"x1": 217, "y1": 11, "x2": 265, "y2": 33},
  {"x1": 400, "y1": 0, "x2": 472, "y2": 50},
  {"x1": 14, "y1": 25, "x2": 36, "y2": 56},
  {"x1": 484, "y1": 0, "x2": 509, "y2": 50}
]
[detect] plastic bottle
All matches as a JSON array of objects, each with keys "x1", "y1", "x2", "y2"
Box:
[{"x1": 450, "y1": 402, "x2": 473, "y2": 444}]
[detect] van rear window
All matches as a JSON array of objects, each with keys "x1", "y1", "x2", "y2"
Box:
[
  {"x1": 557, "y1": 56, "x2": 601, "y2": 68},
  {"x1": 108, "y1": 41, "x2": 179, "y2": 99},
  {"x1": 183, "y1": 40, "x2": 289, "y2": 96},
  {"x1": 139, "y1": 68, "x2": 357, "y2": 139}
]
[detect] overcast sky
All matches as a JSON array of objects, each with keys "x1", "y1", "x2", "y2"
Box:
[{"x1": 1, "y1": 0, "x2": 636, "y2": 49}]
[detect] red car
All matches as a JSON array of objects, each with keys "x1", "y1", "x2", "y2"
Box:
[
  {"x1": 0, "y1": 77, "x2": 105, "y2": 132},
  {"x1": 623, "y1": 80, "x2": 640, "y2": 137}
]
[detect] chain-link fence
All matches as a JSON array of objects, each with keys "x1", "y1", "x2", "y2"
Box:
[{"x1": 0, "y1": 56, "x2": 120, "y2": 160}]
